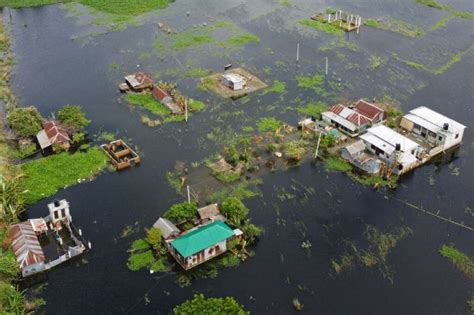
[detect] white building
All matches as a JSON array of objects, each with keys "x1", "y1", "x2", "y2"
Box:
[
  {"x1": 221, "y1": 73, "x2": 246, "y2": 90},
  {"x1": 360, "y1": 125, "x2": 421, "y2": 173},
  {"x1": 400, "y1": 106, "x2": 466, "y2": 151}
]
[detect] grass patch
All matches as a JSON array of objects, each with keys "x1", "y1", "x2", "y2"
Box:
[
  {"x1": 299, "y1": 19, "x2": 344, "y2": 36},
  {"x1": 403, "y1": 60, "x2": 426, "y2": 71},
  {"x1": 351, "y1": 174, "x2": 399, "y2": 189},
  {"x1": 369, "y1": 55, "x2": 384, "y2": 70},
  {"x1": 364, "y1": 17, "x2": 424, "y2": 37},
  {"x1": 256, "y1": 117, "x2": 284, "y2": 133},
  {"x1": 430, "y1": 15, "x2": 454, "y2": 31},
  {"x1": 439, "y1": 244, "x2": 474, "y2": 278},
  {"x1": 296, "y1": 74, "x2": 326, "y2": 95},
  {"x1": 227, "y1": 34, "x2": 260, "y2": 46},
  {"x1": 263, "y1": 80, "x2": 286, "y2": 95},
  {"x1": 186, "y1": 67, "x2": 211, "y2": 78},
  {"x1": 188, "y1": 99, "x2": 206, "y2": 111},
  {"x1": 433, "y1": 52, "x2": 462, "y2": 75},
  {"x1": 207, "y1": 179, "x2": 262, "y2": 203},
  {"x1": 297, "y1": 102, "x2": 327, "y2": 118},
  {"x1": 452, "y1": 11, "x2": 474, "y2": 19},
  {"x1": 173, "y1": 34, "x2": 215, "y2": 49},
  {"x1": 125, "y1": 93, "x2": 170, "y2": 117},
  {"x1": 414, "y1": 0, "x2": 450, "y2": 10},
  {"x1": 20, "y1": 147, "x2": 108, "y2": 204},
  {"x1": 324, "y1": 157, "x2": 352, "y2": 172}
]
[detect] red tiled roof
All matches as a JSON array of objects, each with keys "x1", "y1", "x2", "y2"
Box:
[
  {"x1": 347, "y1": 112, "x2": 370, "y2": 126},
  {"x1": 353, "y1": 99, "x2": 384, "y2": 121},
  {"x1": 134, "y1": 72, "x2": 154, "y2": 86},
  {"x1": 329, "y1": 104, "x2": 345, "y2": 115},
  {"x1": 42, "y1": 121, "x2": 70, "y2": 144},
  {"x1": 9, "y1": 221, "x2": 45, "y2": 268},
  {"x1": 152, "y1": 87, "x2": 169, "y2": 102}
]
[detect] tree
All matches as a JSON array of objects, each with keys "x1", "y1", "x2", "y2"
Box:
[
  {"x1": 7, "y1": 106, "x2": 42, "y2": 137},
  {"x1": 145, "y1": 227, "x2": 162, "y2": 251},
  {"x1": 241, "y1": 223, "x2": 262, "y2": 243},
  {"x1": 163, "y1": 202, "x2": 198, "y2": 223},
  {"x1": 173, "y1": 293, "x2": 248, "y2": 315},
  {"x1": 220, "y1": 197, "x2": 249, "y2": 226},
  {"x1": 58, "y1": 105, "x2": 90, "y2": 131}
]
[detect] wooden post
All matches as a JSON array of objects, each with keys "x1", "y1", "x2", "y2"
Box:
[
  {"x1": 187, "y1": 185, "x2": 191, "y2": 204},
  {"x1": 185, "y1": 99, "x2": 188, "y2": 123},
  {"x1": 325, "y1": 56, "x2": 328, "y2": 76},
  {"x1": 296, "y1": 43, "x2": 299, "y2": 62},
  {"x1": 314, "y1": 132, "x2": 322, "y2": 159}
]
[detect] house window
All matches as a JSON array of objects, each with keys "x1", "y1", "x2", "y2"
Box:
[
  {"x1": 413, "y1": 124, "x2": 420, "y2": 130},
  {"x1": 438, "y1": 135, "x2": 442, "y2": 141},
  {"x1": 371, "y1": 144, "x2": 376, "y2": 150},
  {"x1": 209, "y1": 247, "x2": 214, "y2": 255},
  {"x1": 61, "y1": 208, "x2": 66, "y2": 218},
  {"x1": 455, "y1": 133, "x2": 459, "y2": 139},
  {"x1": 54, "y1": 211, "x2": 59, "y2": 219},
  {"x1": 411, "y1": 150, "x2": 415, "y2": 155}
]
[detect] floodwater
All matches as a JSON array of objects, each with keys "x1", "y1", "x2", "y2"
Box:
[{"x1": 3, "y1": 0, "x2": 474, "y2": 313}]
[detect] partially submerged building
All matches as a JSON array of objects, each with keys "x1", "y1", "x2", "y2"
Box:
[
  {"x1": 101, "y1": 139, "x2": 141, "y2": 170},
  {"x1": 400, "y1": 106, "x2": 466, "y2": 154},
  {"x1": 121, "y1": 72, "x2": 154, "y2": 92},
  {"x1": 360, "y1": 125, "x2": 421, "y2": 174},
  {"x1": 152, "y1": 86, "x2": 182, "y2": 115},
  {"x1": 154, "y1": 204, "x2": 243, "y2": 270},
  {"x1": 340, "y1": 140, "x2": 382, "y2": 174},
  {"x1": 36, "y1": 121, "x2": 71, "y2": 152},
  {"x1": 8, "y1": 199, "x2": 88, "y2": 277},
  {"x1": 168, "y1": 221, "x2": 241, "y2": 270},
  {"x1": 221, "y1": 73, "x2": 246, "y2": 91},
  {"x1": 321, "y1": 100, "x2": 385, "y2": 136}
]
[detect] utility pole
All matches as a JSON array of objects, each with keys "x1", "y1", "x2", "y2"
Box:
[
  {"x1": 187, "y1": 185, "x2": 191, "y2": 204},
  {"x1": 296, "y1": 43, "x2": 300, "y2": 62},
  {"x1": 325, "y1": 57, "x2": 328, "y2": 76},
  {"x1": 184, "y1": 99, "x2": 188, "y2": 123},
  {"x1": 314, "y1": 132, "x2": 323, "y2": 159}
]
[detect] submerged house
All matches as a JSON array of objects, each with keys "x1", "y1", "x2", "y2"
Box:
[
  {"x1": 340, "y1": 140, "x2": 382, "y2": 174},
  {"x1": 321, "y1": 100, "x2": 385, "y2": 136},
  {"x1": 8, "y1": 199, "x2": 88, "y2": 277},
  {"x1": 360, "y1": 125, "x2": 422, "y2": 174},
  {"x1": 122, "y1": 72, "x2": 154, "y2": 92},
  {"x1": 167, "y1": 221, "x2": 241, "y2": 270},
  {"x1": 221, "y1": 73, "x2": 246, "y2": 91},
  {"x1": 36, "y1": 121, "x2": 71, "y2": 152},
  {"x1": 152, "y1": 86, "x2": 182, "y2": 115},
  {"x1": 400, "y1": 106, "x2": 466, "y2": 154}
]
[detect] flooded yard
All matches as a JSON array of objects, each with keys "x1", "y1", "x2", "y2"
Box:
[{"x1": 1, "y1": 0, "x2": 473, "y2": 313}]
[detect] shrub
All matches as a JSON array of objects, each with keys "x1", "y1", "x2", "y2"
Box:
[
  {"x1": 145, "y1": 228, "x2": 162, "y2": 251},
  {"x1": 58, "y1": 105, "x2": 91, "y2": 131},
  {"x1": 221, "y1": 198, "x2": 249, "y2": 226},
  {"x1": 173, "y1": 293, "x2": 248, "y2": 315},
  {"x1": 163, "y1": 202, "x2": 198, "y2": 223},
  {"x1": 242, "y1": 223, "x2": 262, "y2": 243},
  {"x1": 256, "y1": 117, "x2": 283, "y2": 133},
  {"x1": 7, "y1": 106, "x2": 42, "y2": 137},
  {"x1": 127, "y1": 250, "x2": 154, "y2": 271}
]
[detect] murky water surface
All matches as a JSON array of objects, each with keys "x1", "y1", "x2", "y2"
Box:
[{"x1": 2, "y1": 0, "x2": 473, "y2": 313}]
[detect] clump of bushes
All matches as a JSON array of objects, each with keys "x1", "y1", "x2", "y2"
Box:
[{"x1": 7, "y1": 106, "x2": 42, "y2": 138}]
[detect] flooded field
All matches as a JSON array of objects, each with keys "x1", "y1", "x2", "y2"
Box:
[{"x1": 2, "y1": 0, "x2": 473, "y2": 313}]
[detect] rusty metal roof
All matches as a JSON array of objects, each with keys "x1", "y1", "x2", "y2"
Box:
[
  {"x1": 353, "y1": 99, "x2": 385, "y2": 121},
  {"x1": 9, "y1": 221, "x2": 45, "y2": 268}
]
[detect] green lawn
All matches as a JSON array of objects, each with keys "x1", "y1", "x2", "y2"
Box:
[
  {"x1": 125, "y1": 93, "x2": 171, "y2": 117},
  {"x1": 20, "y1": 147, "x2": 108, "y2": 204}
]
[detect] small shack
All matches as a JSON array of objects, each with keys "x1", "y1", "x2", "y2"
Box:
[
  {"x1": 221, "y1": 73, "x2": 246, "y2": 90},
  {"x1": 121, "y1": 72, "x2": 154, "y2": 92},
  {"x1": 197, "y1": 204, "x2": 226, "y2": 223},
  {"x1": 36, "y1": 121, "x2": 71, "y2": 152},
  {"x1": 340, "y1": 140, "x2": 382, "y2": 174},
  {"x1": 341, "y1": 140, "x2": 365, "y2": 160},
  {"x1": 101, "y1": 139, "x2": 141, "y2": 170},
  {"x1": 153, "y1": 218, "x2": 180, "y2": 240},
  {"x1": 152, "y1": 86, "x2": 182, "y2": 115}
]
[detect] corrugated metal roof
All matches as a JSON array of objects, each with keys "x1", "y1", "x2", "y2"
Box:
[
  {"x1": 353, "y1": 99, "x2": 384, "y2": 120},
  {"x1": 343, "y1": 140, "x2": 365, "y2": 155},
  {"x1": 222, "y1": 73, "x2": 245, "y2": 83},
  {"x1": 197, "y1": 204, "x2": 220, "y2": 220},
  {"x1": 41, "y1": 121, "x2": 70, "y2": 146},
  {"x1": 36, "y1": 130, "x2": 51, "y2": 150},
  {"x1": 361, "y1": 125, "x2": 419, "y2": 154},
  {"x1": 9, "y1": 221, "x2": 45, "y2": 268},
  {"x1": 153, "y1": 218, "x2": 180, "y2": 239},
  {"x1": 152, "y1": 86, "x2": 169, "y2": 101},
  {"x1": 407, "y1": 107, "x2": 466, "y2": 134},
  {"x1": 328, "y1": 104, "x2": 371, "y2": 127},
  {"x1": 322, "y1": 111, "x2": 357, "y2": 131},
  {"x1": 171, "y1": 221, "x2": 234, "y2": 258}
]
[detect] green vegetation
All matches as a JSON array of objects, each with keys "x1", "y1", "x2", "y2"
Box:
[
  {"x1": 173, "y1": 293, "x2": 248, "y2": 315},
  {"x1": 58, "y1": 105, "x2": 91, "y2": 131},
  {"x1": 369, "y1": 55, "x2": 384, "y2": 70},
  {"x1": 299, "y1": 19, "x2": 344, "y2": 36},
  {"x1": 433, "y1": 52, "x2": 462, "y2": 75},
  {"x1": 283, "y1": 140, "x2": 307, "y2": 162},
  {"x1": 364, "y1": 17, "x2": 424, "y2": 37},
  {"x1": 173, "y1": 34, "x2": 214, "y2": 49},
  {"x1": 166, "y1": 171, "x2": 184, "y2": 195},
  {"x1": 263, "y1": 80, "x2": 286, "y2": 95},
  {"x1": 125, "y1": 93, "x2": 170, "y2": 117},
  {"x1": 20, "y1": 147, "x2": 108, "y2": 204},
  {"x1": 439, "y1": 244, "x2": 474, "y2": 278},
  {"x1": 332, "y1": 226, "x2": 412, "y2": 283},
  {"x1": 415, "y1": 0, "x2": 450, "y2": 10},
  {"x1": 256, "y1": 117, "x2": 284, "y2": 133},
  {"x1": 2, "y1": 0, "x2": 173, "y2": 16},
  {"x1": 7, "y1": 106, "x2": 43, "y2": 138},
  {"x1": 227, "y1": 34, "x2": 260, "y2": 46},
  {"x1": 279, "y1": 0, "x2": 290, "y2": 8},
  {"x1": 402, "y1": 60, "x2": 426, "y2": 71},
  {"x1": 430, "y1": 15, "x2": 454, "y2": 31},
  {"x1": 324, "y1": 157, "x2": 352, "y2": 172},
  {"x1": 188, "y1": 99, "x2": 206, "y2": 112},
  {"x1": 186, "y1": 67, "x2": 211, "y2": 78},
  {"x1": 207, "y1": 179, "x2": 262, "y2": 203},
  {"x1": 296, "y1": 74, "x2": 326, "y2": 95},
  {"x1": 351, "y1": 174, "x2": 399, "y2": 189},
  {"x1": 163, "y1": 202, "x2": 198, "y2": 223},
  {"x1": 468, "y1": 295, "x2": 474, "y2": 313},
  {"x1": 452, "y1": 11, "x2": 474, "y2": 19},
  {"x1": 296, "y1": 102, "x2": 327, "y2": 119},
  {"x1": 127, "y1": 228, "x2": 170, "y2": 272},
  {"x1": 221, "y1": 197, "x2": 249, "y2": 227}
]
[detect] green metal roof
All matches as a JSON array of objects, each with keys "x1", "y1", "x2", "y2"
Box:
[{"x1": 170, "y1": 221, "x2": 234, "y2": 258}]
